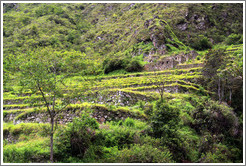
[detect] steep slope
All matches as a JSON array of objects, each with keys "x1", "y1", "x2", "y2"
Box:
[
  {"x1": 3, "y1": 3, "x2": 243, "y2": 75},
  {"x1": 2, "y1": 3, "x2": 243, "y2": 163}
]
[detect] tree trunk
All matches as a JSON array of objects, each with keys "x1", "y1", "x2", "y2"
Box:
[
  {"x1": 218, "y1": 78, "x2": 221, "y2": 102},
  {"x1": 50, "y1": 115, "x2": 54, "y2": 163},
  {"x1": 160, "y1": 92, "x2": 163, "y2": 102},
  {"x1": 229, "y1": 88, "x2": 232, "y2": 105},
  {"x1": 221, "y1": 80, "x2": 224, "y2": 101}
]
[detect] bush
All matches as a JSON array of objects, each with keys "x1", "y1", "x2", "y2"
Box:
[
  {"x1": 225, "y1": 33, "x2": 243, "y2": 45},
  {"x1": 103, "y1": 57, "x2": 143, "y2": 74},
  {"x1": 199, "y1": 143, "x2": 233, "y2": 163},
  {"x1": 144, "y1": 102, "x2": 154, "y2": 117},
  {"x1": 103, "y1": 58, "x2": 125, "y2": 74},
  {"x1": 124, "y1": 117, "x2": 135, "y2": 128},
  {"x1": 149, "y1": 100, "x2": 191, "y2": 162},
  {"x1": 35, "y1": 4, "x2": 64, "y2": 17},
  {"x1": 191, "y1": 35, "x2": 212, "y2": 50},
  {"x1": 150, "y1": 100, "x2": 180, "y2": 138},
  {"x1": 125, "y1": 59, "x2": 143, "y2": 72},
  {"x1": 192, "y1": 100, "x2": 238, "y2": 136},
  {"x1": 54, "y1": 112, "x2": 99, "y2": 160},
  {"x1": 103, "y1": 144, "x2": 174, "y2": 163},
  {"x1": 97, "y1": 126, "x2": 136, "y2": 149}
]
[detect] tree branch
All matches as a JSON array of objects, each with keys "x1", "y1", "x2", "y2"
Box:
[{"x1": 37, "y1": 83, "x2": 52, "y2": 116}]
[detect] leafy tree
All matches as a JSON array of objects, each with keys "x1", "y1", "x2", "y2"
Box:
[
  {"x1": 18, "y1": 47, "x2": 85, "y2": 162},
  {"x1": 217, "y1": 50, "x2": 243, "y2": 113},
  {"x1": 202, "y1": 48, "x2": 243, "y2": 115},
  {"x1": 202, "y1": 49, "x2": 226, "y2": 101},
  {"x1": 149, "y1": 100, "x2": 186, "y2": 161},
  {"x1": 150, "y1": 100, "x2": 180, "y2": 138}
]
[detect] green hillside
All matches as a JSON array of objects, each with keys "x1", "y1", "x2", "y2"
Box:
[{"x1": 2, "y1": 3, "x2": 243, "y2": 163}]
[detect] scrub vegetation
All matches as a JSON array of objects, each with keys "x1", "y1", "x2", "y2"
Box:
[{"x1": 3, "y1": 3, "x2": 243, "y2": 163}]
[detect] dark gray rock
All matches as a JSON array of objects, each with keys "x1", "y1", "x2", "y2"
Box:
[{"x1": 177, "y1": 23, "x2": 188, "y2": 31}]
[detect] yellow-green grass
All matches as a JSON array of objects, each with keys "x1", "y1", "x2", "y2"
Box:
[
  {"x1": 63, "y1": 72, "x2": 202, "y2": 92},
  {"x1": 66, "y1": 67, "x2": 202, "y2": 83},
  {"x1": 3, "y1": 104, "x2": 42, "y2": 110},
  {"x1": 4, "y1": 102, "x2": 147, "y2": 122},
  {"x1": 3, "y1": 122, "x2": 51, "y2": 139}
]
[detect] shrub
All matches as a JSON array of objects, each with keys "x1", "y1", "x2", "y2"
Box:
[
  {"x1": 192, "y1": 99, "x2": 238, "y2": 136},
  {"x1": 196, "y1": 55, "x2": 201, "y2": 60},
  {"x1": 97, "y1": 126, "x2": 136, "y2": 149},
  {"x1": 149, "y1": 100, "x2": 190, "y2": 162},
  {"x1": 124, "y1": 117, "x2": 135, "y2": 128},
  {"x1": 103, "y1": 57, "x2": 143, "y2": 74},
  {"x1": 144, "y1": 102, "x2": 154, "y2": 117},
  {"x1": 191, "y1": 35, "x2": 212, "y2": 50},
  {"x1": 103, "y1": 144, "x2": 174, "y2": 163},
  {"x1": 125, "y1": 59, "x2": 143, "y2": 72},
  {"x1": 199, "y1": 143, "x2": 233, "y2": 163},
  {"x1": 103, "y1": 58, "x2": 125, "y2": 74},
  {"x1": 35, "y1": 4, "x2": 64, "y2": 17},
  {"x1": 225, "y1": 33, "x2": 243, "y2": 45},
  {"x1": 54, "y1": 112, "x2": 99, "y2": 160},
  {"x1": 150, "y1": 100, "x2": 180, "y2": 138}
]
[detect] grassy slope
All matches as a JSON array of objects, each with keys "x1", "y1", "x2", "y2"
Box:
[{"x1": 3, "y1": 3, "x2": 243, "y2": 163}]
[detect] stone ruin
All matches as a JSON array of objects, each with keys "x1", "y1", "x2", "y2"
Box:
[
  {"x1": 144, "y1": 50, "x2": 199, "y2": 71},
  {"x1": 157, "y1": 57, "x2": 179, "y2": 70}
]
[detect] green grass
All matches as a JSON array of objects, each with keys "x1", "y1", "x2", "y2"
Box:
[
  {"x1": 3, "y1": 122, "x2": 51, "y2": 138},
  {"x1": 3, "y1": 137, "x2": 50, "y2": 163},
  {"x1": 3, "y1": 108, "x2": 35, "y2": 118},
  {"x1": 3, "y1": 103, "x2": 44, "y2": 110},
  {"x1": 64, "y1": 72, "x2": 202, "y2": 92}
]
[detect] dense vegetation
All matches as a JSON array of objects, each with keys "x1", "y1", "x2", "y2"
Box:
[{"x1": 2, "y1": 3, "x2": 243, "y2": 163}]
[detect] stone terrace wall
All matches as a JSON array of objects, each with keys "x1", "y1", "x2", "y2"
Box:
[
  {"x1": 79, "y1": 90, "x2": 156, "y2": 106},
  {"x1": 176, "y1": 63, "x2": 204, "y2": 69},
  {"x1": 4, "y1": 105, "x2": 146, "y2": 125}
]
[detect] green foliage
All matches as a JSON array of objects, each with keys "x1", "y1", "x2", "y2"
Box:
[
  {"x1": 202, "y1": 48, "x2": 226, "y2": 95},
  {"x1": 103, "y1": 144, "x2": 174, "y2": 163},
  {"x1": 200, "y1": 143, "x2": 233, "y2": 163},
  {"x1": 177, "y1": 126, "x2": 200, "y2": 162},
  {"x1": 3, "y1": 3, "x2": 243, "y2": 163},
  {"x1": 3, "y1": 138, "x2": 50, "y2": 163},
  {"x1": 202, "y1": 46, "x2": 243, "y2": 116},
  {"x1": 54, "y1": 112, "x2": 99, "y2": 160},
  {"x1": 96, "y1": 125, "x2": 137, "y2": 149},
  {"x1": 192, "y1": 99, "x2": 237, "y2": 136},
  {"x1": 103, "y1": 58, "x2": 126, "y2": 74},
  {"x1": 149, "y1": 100, "x2": 197, "y2": 162},
  {"x1": 143, "y1": 102, "x2": 154, "y2": 117},
  {"x1": 103, "y1": 56, "x2": 143, "y2": 74},
  {"x1": 150, "y1": 100, "x2": 180, "y2": 138},
  {"x1": 169, "y1": 98, "x2": 195, "y2": 126},
  {"x1": 190, "y1": 35, "x2": 212, "y2": 51},
  {"x1": 225, "y1": 33, "x2": 243, "y2": 45},
  {"x1": 125, "y1": 59, "x2": 143, "y2": 72},
  {"x1": 124, "y1": 117, "x2": 135, "y2": 127},
  {"x1": 35, "y1": 4, "x2": 64, "y2": 17}
]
